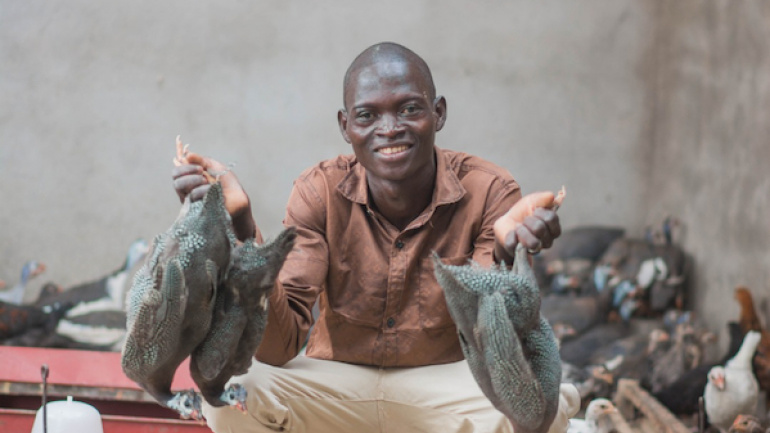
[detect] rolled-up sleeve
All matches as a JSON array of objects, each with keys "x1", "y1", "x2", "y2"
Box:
[
  {"x1": 471, "y1": 177, "x2": 521, "y2": 267},
  {"x1": 255, "y1": 172, "x2": 329, "y2": 366}
]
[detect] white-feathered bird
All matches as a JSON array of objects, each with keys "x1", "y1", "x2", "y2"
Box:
[
  {"x1": 567, "y1": 398, "x2": 619, "y2": 433},
  {"x1": 704, "y1": 330, "x2": 762, "y2": 432}
]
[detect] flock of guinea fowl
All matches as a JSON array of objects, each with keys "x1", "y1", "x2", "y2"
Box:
[{"x1": 2, "y1": 143, "x2": 769, "y2": 433}]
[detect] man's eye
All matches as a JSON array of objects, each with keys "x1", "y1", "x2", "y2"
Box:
[
  {"x1": 401, "y1": 105, "x2": 418, "y2": 115},
  {"x1": 356, "y1": 112, "x2": 373, "y2": 120}
]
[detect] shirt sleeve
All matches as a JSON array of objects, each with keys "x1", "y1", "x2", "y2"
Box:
[
  {"x1": 255, "y1": 173, "x2": 329, "y2": 366},
  {"x1": 471, "y1": 177, "x2": 522, "y2": 267}
]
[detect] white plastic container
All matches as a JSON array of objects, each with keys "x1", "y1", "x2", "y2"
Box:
[{"x1": 30, "y1": 396, "x2": 104, "y2": 433}]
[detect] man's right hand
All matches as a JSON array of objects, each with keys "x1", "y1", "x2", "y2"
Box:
[{"x1": 171, "y1": 151, "x2": 257, "y2": 241}]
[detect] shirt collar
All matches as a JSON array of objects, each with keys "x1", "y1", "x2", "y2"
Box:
[{"x1": 336, "y1": 146, "x2": 466, "y2": 209}]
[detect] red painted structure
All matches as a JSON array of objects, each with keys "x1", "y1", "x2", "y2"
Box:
[{"x1": 0, "y1": 346, "x2": 212, "y2": 433}]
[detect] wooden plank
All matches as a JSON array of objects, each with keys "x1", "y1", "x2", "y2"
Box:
[
  {"x1": 608, "y1": 410, "x2": 636, "y2": 433},
  {"x1": 0, "y1": 381, "x2": 151, "y2": 402},
  {"x1": 635, "y1": 417, "x2": 662, "y2": 433},
  {"x1": 614, "y1": 379, "x2": 690, "y2": 433}
]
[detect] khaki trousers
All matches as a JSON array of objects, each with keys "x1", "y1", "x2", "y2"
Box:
[{"x1": 202, "y1": 356, "x2": 580, "y2": 433}]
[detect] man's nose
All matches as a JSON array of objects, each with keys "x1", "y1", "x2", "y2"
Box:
[{"x1": 375, "y1": 114, "x2": 405, "y2": 136}]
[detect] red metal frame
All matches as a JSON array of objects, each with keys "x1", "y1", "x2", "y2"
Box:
[{"x1": 0, "y1": 346, "x2": 212, "y2": 433}]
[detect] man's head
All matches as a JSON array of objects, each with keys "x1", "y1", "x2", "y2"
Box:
[
  {"x1": 342, "y1": 42, "x2": 436, "y2": 109},
  {"x1": 338, "y1": 42, "x2": 447, "y2": 184}
]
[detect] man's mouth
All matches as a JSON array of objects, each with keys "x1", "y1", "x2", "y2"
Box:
[{"x1": 377, "y1": 144, "x2": 410, "y2": 155}]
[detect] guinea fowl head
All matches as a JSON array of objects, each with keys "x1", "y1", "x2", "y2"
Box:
[
  {"x1": 21, "y1": 261, "x2": 46, "y2": 285},
  {"x1": 222, "y1": 384, "x2": 248, "y2": 413},
  {"x1": 168, "y1": 390, "x2": 203, "y2": 421},
  {"x1": 123, "y1": 239, "x2": 150, "y2": 272}
]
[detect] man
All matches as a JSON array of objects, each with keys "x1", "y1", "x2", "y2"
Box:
[{"x1": 173, "y1": 42, "x2": 579, "y2": 433}]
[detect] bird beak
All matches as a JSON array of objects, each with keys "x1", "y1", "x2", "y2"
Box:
[
  {"x1": 236, "y1": 400, "x2": 248, "y2": 413},
  {"x1": 190, "y1": 409, "x2": 205, "y2": 423},
  {"x1": 33, "y1": 263, "x2": 47, "y2": 277},
  {"x1": 714, "y1": 376, "x2": 725, "y2": 391}
]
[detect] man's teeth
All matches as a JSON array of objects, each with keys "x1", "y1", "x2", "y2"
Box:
[{"x1": 378, "y1": 145, "x2": 409, "y2": 155}]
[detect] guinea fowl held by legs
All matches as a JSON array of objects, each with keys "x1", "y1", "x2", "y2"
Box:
[
  {"x1": 122, "y1": 141, "x2": 236, "y2": 420},
  {"x1": 191, "y1": 227, "x2": 296, "y2": 412},
  {"x1": 434, "y1": 243, "x2": 561, "y2": 433}
]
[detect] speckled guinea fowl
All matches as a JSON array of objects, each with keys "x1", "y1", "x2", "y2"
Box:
[
  {"x1": 433, "y1": 244, "x2": 561, "y2": 433},
  {"x1": 121, "y1": 179, "x2": 235, "y2": 420},
  {"x1": 0, "y1": 300, "x2": 72, "y2": 341},
  {"x1": 191, "y1": 227, "x2": 295, "y2": 412},
  {"x1": 0, "y1": 261, "x2": 47, "y2": 305},
  {"x1": 37, "y1": 239, "x2": 148, "y2": 310}
]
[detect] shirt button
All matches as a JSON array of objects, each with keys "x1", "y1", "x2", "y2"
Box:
[
  {"x1": 387, "y1": 317, "x2": 396, "y2": 328},
  {"x1": 395, "y1": 240, "x2": 404, "y2": 249}
]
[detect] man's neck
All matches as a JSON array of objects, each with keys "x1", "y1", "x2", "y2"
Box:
[{"x1": 366, "y1": 164, "x2": 436, "y2": 231}]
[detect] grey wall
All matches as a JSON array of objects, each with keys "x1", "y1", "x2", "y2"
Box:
[
  {"x1": 1, "y1": 1, "x2": 767, "y2": 343},
  {"x1": 643, "y1": 1, "x2": 770, "y2": 348}
]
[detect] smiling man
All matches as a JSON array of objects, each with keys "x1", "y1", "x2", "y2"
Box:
[{"x1": 173, "y1": 42, "x2": 579, "y2": 433}]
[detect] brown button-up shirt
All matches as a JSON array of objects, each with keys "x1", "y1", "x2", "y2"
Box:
[{"x1": 255, "y1": 146, "x2": 521, "y2": 367}]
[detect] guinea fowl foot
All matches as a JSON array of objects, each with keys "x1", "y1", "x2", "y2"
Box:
[
  {"x1": 167, "y1": 389, "x2": 204, "y2": 421},
  {"x1": 173, "y1": 135, "x2": 232, "y2": 182},
  {"x1": 221, "y1": 383, "x2": 248, "y2": 413}
]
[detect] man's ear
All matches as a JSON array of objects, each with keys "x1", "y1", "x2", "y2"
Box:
[
  {"x1": 434, "y1": 96, "x2": 447, "y2": 132},
  {"x1": 338, "y1": 109, "x2": 351, "y2": 143}
]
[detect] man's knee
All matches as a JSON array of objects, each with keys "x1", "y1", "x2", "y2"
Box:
[
  {"x1": 201, "y1": 361, "x2": 293, "y2": 433},
  {"x1": 547, "y1": 384, "x2": 580, "y2": 433}
]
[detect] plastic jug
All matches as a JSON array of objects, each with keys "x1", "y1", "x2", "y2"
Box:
[{"x1": 30, "y1": 396, "x2": 104, "y2": 433}]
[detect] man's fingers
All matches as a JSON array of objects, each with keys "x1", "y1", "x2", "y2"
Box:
[
  {"x1": 502, "y1": 230, "x2": 518, "y2": 256},
  {"x1": 533, "y1": 207, "x2": 561, "y2": 240},
  {"x1": 173, "y1": 173, "x2": 209, "y2": 202},
  {"x1": 521, "y1": 214, "x2": 551, "y2": 249},
  {"x1": 189, "y1": 184, "x2": 211, "y2": 202},
  {"x1": 516, "y1": 225, "x2": 542, "y2": 254},
  {"x1": 172, "y1": 164, "x2": 204, "y2": 179},
  {"x1": 524, "y1": 209, "x2": 560, "y2": 249}
]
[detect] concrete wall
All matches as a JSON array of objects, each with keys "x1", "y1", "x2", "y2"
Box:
[
  {"x1": 1, "y1": 1, "x2": 767, "y2": 341},
  {"x1": 643, "y1": 1, "x2": 770, "y2": 347}
]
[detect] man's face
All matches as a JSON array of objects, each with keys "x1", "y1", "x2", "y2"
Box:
[{"x1": 338, "y1": 59, "x2": 446, "y2": 183}]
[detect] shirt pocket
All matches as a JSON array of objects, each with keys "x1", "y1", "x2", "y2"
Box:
[{"x1": 419, "y1": 253, "x2": 473, "y2": 329}]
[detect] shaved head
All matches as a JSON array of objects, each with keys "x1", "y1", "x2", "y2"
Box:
[{"x1": 343, "y1": 42, "x2": 436, "y2": 108}]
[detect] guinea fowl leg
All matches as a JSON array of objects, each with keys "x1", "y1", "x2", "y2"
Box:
[
  {"x1": 174, "y1": 135, "x2": 229, "y2": 182},
  {"x1": 512, "y1": 243, "x2": 538, "y2": 285}
]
